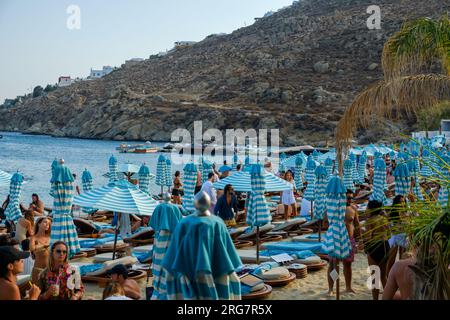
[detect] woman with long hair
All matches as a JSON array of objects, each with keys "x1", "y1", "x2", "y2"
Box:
[
  {"x1": 14, "y1": 210, "x2": 34, "y2": 243},
  {"x1": 37, "y1": 241, "x2": 84, "y2": 300},
  {"x1": 363, "y1": 200, "x2": 391, "y2": 300},
  {"x1": 172, "y1": 171, "x2": 183, "y2": 204},
  {"x1": 28, "y1": 194, "x2": 44, "y2": 216},
  {"x1": 280, "y1": 170, "x2": 297, "y2": 220},
  {"x1": 30, "y1": 217, "x2": 51, "y2": 283}
]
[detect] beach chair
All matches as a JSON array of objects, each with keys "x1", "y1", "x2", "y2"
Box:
[{"x1": 123, "y1": 227, "x2": 155, "y2": 246}]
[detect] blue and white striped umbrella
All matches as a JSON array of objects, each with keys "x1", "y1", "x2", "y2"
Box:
[
  {"x1": 50, "y1": 165, "x2": 80, "y2": 258},
  {"x1": 349, "y1": 153, "x2": 358, "y2": 183},
  {"x1": 421, "y1": 149, "x2": 433, "y2": 177},
  {"x1": 312, "y1": 150, "x2": 320, "y2": 163},
  {"x1": 49, "y1": 159, "x2": 59, "y2": 197},
  {"x1": 280, "y1": 153, "x2": 287, "y2": 162},
  {"x1": 165, "y1": 158, "x2": 172, "y2": 188},
  {"x1": 314, "y1": 165, "x2": 328, "y2": 220},
  {"x1": 73, "y1": 179, "x2": 158, "y2": 215},
  {"x1": 156, "y1": 155, "x2": 167, "y2": 187},
  {"x1": 138, "y1": 164, "x2": 151, "y2": 195},
  {"x1": 0, "y1": 170, "x2": 12, "y2": 187},
  {"x1": 5, "y1": 172, "x2": 24, "y2": 223},
  {"x1": 357, "y1": 152, "x2": 367, "y2": 184},
  {"x1": 408, "y1": 154, "x2": 424, "y2": 201},
  {"x1": 201, "y1": 161, "x2": 213, "y2": 184},
  {"x1": 81, "y1": 169, "x2": 96, "y2": 214},
  {"x1": 323, "y1": 175, "x2": 351, "y2": 259},
  {"x1": 182, "y1": 163, "x2": 198, "y2": 214},
  {"x1": 370, "y1": 156, "x2": 387, "y2": 204},
  {"x1": 108, "y1": 155, "x2": 118, "y2": 183},
  {"x1": 213, "y1": 169, "x2": 292, "y2": 192},
  {"x1": 394, "y1": 161, "x2": 411, "y2": 197},
  {"x1": 282, "y1": 152, "x2": 308, "y2": 169},
  {"x1": 324, "y1": 158, "x2": 334, "y2": 180},
  {"x1": 437, "y1": 155, "x2": 450, "y2": 207},
  {"x1": 303, "y1": 156, "x2": 317, "y2": 201},
  {"x1": 294, "y1": 156, "x2": 304, "y2": 190},
  {"x1": 343, "y1": 159, "x2": 355, "y2": 193},
  {"x1": 246, "y1": 164, "x2": 272, "y2": 227},
  {"x1": 232, "y1": 154, "x2": 239, "y2": 170}
]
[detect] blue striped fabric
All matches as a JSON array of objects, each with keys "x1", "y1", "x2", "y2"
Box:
[
  {"x1": 323, "y1": 176, "x2": 351, "y2": 259},
  {"x1": 349, "y1": 153, "x2": 359, "y2": 183},
  {"x1": 165, "y1": 158, "x2": 172, "y2": 187},
  {"x1": 408, "y1": 156, "x2": 424, "y2": 201},
  {"x1": 279, "y1": 162, "x2": 286, "y2": 173},
  {"x1": 324, "y1": 158, "x2": 333, "y2": 180},
  {"x1": 156, "y1": 155, "x2": 167, "y2": 187},
  {"x1": 303, "y1": 156, "x2": 316, "y2": 201},
  {"x1": 294, "y1": 156, "x2": 304, "y2": 190},
  {"x1": 232, "y1": 154, "x2": 239, "y2": 171},
  {"x1": 201, "y1": 160, "x2": 213, "y2": 185},
  {"x1": 437, "y1": 155, "x2": 450, "y2": 207},
  {"x1": 108, "y1": 155, "x2": 118, "y2": 183},
  {"x1": 314, "y1": 165, "x2": 328, "y2": 220},
  {"x1": 138, "y1": 164, "x2": 151, "y2": 195},
  {"x1": 312, "y1": 149, "x2": 320, "y2": 162},
  {"x1": 282, "y1": 152, "x2": 307, "y2": 169},
  {"x1": 73, "y1": 179, "x2": 158, "y2": 215},
  {"x1": 394, "y1": 161, "x2": 411, "y2": 196},
  {"x1": 357, "y1": 152, "x2": 367, "y2": 184},
  {"x1": 213, "y1": 170, "x2": 292, "y2": 192},
  {"x1": 420, "y1": 149, "x2": 433, "y2": 177},
  {"x1": 0, "y1": 169, "x2": 12, "y2": 187},
  {"x1": 118, "y1": 212, "x2": 132, "y2": 238},
  {"x1": 152, "y1": 230, "x2": 171, "y2": 299},
  {"x1": 370, "y1": 157, "x2": 387, "y2": 204},
  {"x1": 81, "y1": 169, "x2": 96, "y2": 214},
  {"x1": 182, "y1": 163, "x2": 198, "y2": 214},
  {"x1": 5, "y1": 172, "x2": 24, "y2": 222},
  {"x1": 343, "y1": 159, "x2": 355, "y2": 193},
  {"x1": 50, "y1": 165, "x2": 80, "y2": 258},
  {"x1": 49, "y1": 159, "x2": 59, "y2": 198},
  {"x1": 246, "y1": 164, "x2": 271, "y2": 227}
]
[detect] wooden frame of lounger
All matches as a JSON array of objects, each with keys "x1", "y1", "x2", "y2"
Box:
[
  {"x1": 241, "y1": 284, "x2": 272, "y2": 300},
  {"x1": 305, "y1": 260, "x2": 328, "y2": 271},
  {"x1": 80, "y1": 248, "x2": 97, "y2": 257},
  {"x1": 233, "y1": 240, "x2": 254, "y2": 249},
  {"x1": 81, "y1": 269, "x2": 147, "y2": 288},
  {"x1": 70, "y1": 251, "x2": 88, "y2": 260},
  {"x1": 95, "y1": 242, "x2": 129, "y2": 253},
  {"x1": 287, "y1": 266, "x2": 308, "y2": 279}
]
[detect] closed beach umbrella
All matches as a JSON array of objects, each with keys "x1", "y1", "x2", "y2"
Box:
[
  {"x1": 138, "y1": 164, "x2": 151, "y2": 195},
  {"x1": 394, "y1": 161, "x2": 411, "y2": 197},
  {"x1": 150, "y1": 201, "x2": 183, "y2": 299},
  {"x1": 201, "y1": 160, "x2": 213, "y2": 184},
  {"x1": 294, "y1": 156, "x2": 304, "y2": 190},
  {"x1": 421, "y1": 149, "x2": 433, "y2": 177},
  {"x1": 109, "y1": 155, "x2": 118, "y2": 183},
  {"x1": 156, "y1": 155, "x2": 167, "y2": 194},
  {"x1": 323, "y1": 175, "x2": 351, "y2": 301},
  {"x1": 280, "y1": 152, "x2": 287, "y2": 162},
  {"x1": 312, "y1": 150, "x2": 320, "y2": 162},
  {"x1": 324, "y1": 158, "x2": 333, "y2": 180},
  {"x1": 343, "y1": 159, "x2": 355, "y2": 193},
  {"x1": 232, "y1": 153, "x2": 239, "y2": 171},
  {"x1": 81, "y1": 169, "x2": 96, "y2": 215},
  {"x1": 370, "y1": 156, "x2": 387, "y2": 204},
  {"x1": 314, "y1": 165, "x2": 328, "y2": 221},
  {"x1": 49, "y1": 158, "x2": 59, "y2": 197},
  {"x1": 437, "y1": 155, "x2": 450, "y2": 207},
  {"x1": 408, "y1": 154, "x2": 424, "y2": 201},
  {"x1": 213, "y1": 169, "x2": 292, "y2": 192},
  {"x1": 357, "y1": 151, "x2": 367, "y2": 184},
  {"x1": 5, "y1": 172, "x2": 24, "y2": 223},
  {"x1": 0, "y1": 170, "x2": 12, "y2": 187},
  {"x1": 303, "y1": 156, "x2": 317, "y2": 202},
  {"x1": 349, "y1": 153, "x2": 358, "y2": 184},
  {"x1": 182, "y1": 163, "x2": 198, "y2": 214},
  {"x1": 165, "y1": 158, "x2": 172, "y2": 188},
  {"x1": 50, "y1": 165, "x2": 80, "y2": 258}
]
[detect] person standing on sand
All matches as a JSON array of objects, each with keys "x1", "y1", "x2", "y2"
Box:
[
  {"x1": 280, "y1": 170, "x2": 296, "y2": 220},
  {"x1": 327, "y1": 189, "x2": 361, "y2": 295},
  {"x1": 199, "y1": 172, "x2": 217, "y2": 213},
  {"x1": 171, "y1": 171, "x2": 183, "y2": 205},
  {"x1": 30, "y1": 217, "x2": 51, "y2": 283}
]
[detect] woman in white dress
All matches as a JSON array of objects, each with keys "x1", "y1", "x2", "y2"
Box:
[{"x1": 281, "y1": 170, "x2": 296, "y2": 220}]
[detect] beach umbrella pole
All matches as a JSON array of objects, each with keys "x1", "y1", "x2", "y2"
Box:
[
  {"x1": 318, "y1": 220, "x2": 322, "y2": 242},
  {"x1": 336, "y1": 260, "x2": 340, "y2": 300},
  {"x1": 112, "y1": 213, "x2": 119, "y2": 260},
  {"x1": 310, "y1": 200, "x2": 314, "y2": 221},
  {"x1": 256, "y1": 226, "x2": 260, "y2": 265}
]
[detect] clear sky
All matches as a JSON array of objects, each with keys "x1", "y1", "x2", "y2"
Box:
[{"x1": 0, "y1": 0, "x2": 294, "y2": 102}]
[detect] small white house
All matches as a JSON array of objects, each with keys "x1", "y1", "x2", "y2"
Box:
[
  {"x1": 58, "y1": 76, "x2": 73, "y2": 87},
  {"x1": 89, "y1": 66, "x2": 113, "y2": 79}
]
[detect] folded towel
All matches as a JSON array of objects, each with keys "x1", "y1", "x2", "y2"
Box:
[
  {"x1": 292, "y1": 250, "x2": 316, "y2": 259},
  {"x1": 79, "y1": 264, "x2": 103, "y2": 276}
]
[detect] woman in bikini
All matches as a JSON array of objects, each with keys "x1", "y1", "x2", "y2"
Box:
[
  {"x1": 14, "y1": 210, "x2": 34, "y2": 243},
  {"x1": 172, "y1": 171, "x2": 183, "y2": 205},
  {"x1": 30, "y1": 217, "x2": 52, "y2": 283}
]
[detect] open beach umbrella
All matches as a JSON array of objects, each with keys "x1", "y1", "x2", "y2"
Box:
[
  {"x1": 165, "y1": 158, "x2": 172, "y2": 189},
  {"x1": 314, "y1": 165, "x2": 328, "y2": 241},
  {"x1": 323, "y1": 175, "x2": 351, "y2": 300},
  {"x1": 357, "y1": 151, "x2": 367, "y2": 184},
  {"x1": 303, "y1": 156, "x2": 317, "y2": 219},
  {"x1": 408, "y1": 154, "x2": 424, "y2": 201},
  {"x1": 138, "y1": 164, "x2": 151, "y2": 195},
  {"x1": 149, "y1": 201, "x2": 183, "y2": 299},
  {"x1": 50, "y1": 165, "x2": 80, "y2": 258},
  {"x1": 394, "y1": 161, "x2": 411, "y2": 197},
  {"x1": 246, "y1": 164, "x2": 272, "y2": 264},
  {"x1": 81, "y1": 169, "x2": 96, "y2": 215},
  {"x1": 343, "y1": 159, "x2": 355, "y2": 193},
  {"x1": 182, "y1": 163, "x2": 198, "y2": 214},
  {"x1": 282, "y1": 152, "x2": 307, "y2": 169},
  {"x1": 294, "y1": 156, "x2": 304, "y2": 190},
  {"x1": 156, "y1": 155, "x2": 167, "y2": 194},
  {"x1": 0, "y1": 169, "x2": 12, "y2": 187},
  {"x1": 349, "y1": 153, "x2": 358, "y2": 184},
  {"x1": 160, "y1": 206, "x2": 242, "y2": 300},
  {"x1": 109, "y1": 155, "x2": 118, "y2": 183},
  {"x1": 324, "y1": 157, "x2": 334, "y2": 180},
  {"x1": 5, "y1": 172, "x2": 24, "y2": 223},
  {"x1": 213, "y1": 169, "x2": 292, "y2": 192}
]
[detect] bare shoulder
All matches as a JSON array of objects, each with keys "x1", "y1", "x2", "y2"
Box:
[{"x1": 0, "y1": 281, "x2": 20, "y2": 300}]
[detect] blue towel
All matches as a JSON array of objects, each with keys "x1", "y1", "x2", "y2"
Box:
[
  {"x1": 132, "y1": 250, "x2": 153, "y2": 263},
  {"x1": 240, "y1": 284, "x2": 252, "y2": 295},
  {"x1": 262, "y1": 241, "x2": 325, "y2": 254},
  {"x1": 79, "y1": 264, "x2": 103, "y2": 276},
  {"x1": 77, "y1": 234, "x2": 122, "y2": 249}
]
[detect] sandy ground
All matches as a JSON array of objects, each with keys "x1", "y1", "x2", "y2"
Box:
[{"x1": 80, "y1": 250, "x2": 373, "y2": 301}]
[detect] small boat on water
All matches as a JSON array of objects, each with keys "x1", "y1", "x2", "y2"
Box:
[{"x1": 116, "y1": 141, "x2": 158, "y2": 153}]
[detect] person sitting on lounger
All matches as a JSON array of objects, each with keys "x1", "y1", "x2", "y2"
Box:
[
  {"x1": 106, "y1": 264, "x2": 141, "y2": 300},
  {"x1": 102, "y1": 281, "x2": 132, "y2": 300},
  {"x1": 28, "y1": 194, "x2": 44, "y2": 217},
  {"x1": 0, "y1": 246, "x2": 41, "y2": 300}
]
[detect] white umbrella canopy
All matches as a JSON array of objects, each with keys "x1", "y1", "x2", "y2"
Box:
[
  {"x1": 0, "y1": 170, "x2": 12, "y2": 187},
  {"x1": 213, "y1": 169, "x2": 292, "y2": 192},
  {"x1": 118, "y1": 163, "x2": 140, "y2": 174},
  {"x1": 73, "y1": 179, "x2": 158, "y2": 216}
]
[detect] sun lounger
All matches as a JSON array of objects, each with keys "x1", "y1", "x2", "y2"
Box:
[
  {"x1": 132, "y1": 244, "x2": 153, "y2": 253},
  {"x1": 94, "y1": 240, "x2": 129, "y2": 253},
  {"x1": 292, "y1": 233, "x2": 321, "y2": 243},
  {"x1": 272, "y1": 218, "x2": 307, "y2": 232},
  {"x1": 73, "y1": 217, "x2": 100, "y2": 235},
  {"x1": 237, "y1": 224, "x2": 274, "y2": 240},
  {"x1": 242, "y1": 284, "x2": 272, "y2": 299},
  {"x1": 228, "y1": 226, "x2": 249, "y2": 239},
  {"x1": 123, "y1": 227, "x2": 155, "y2": 246},
  {"x1": 261, "y1": 241, "x2": 325, "y2": 253}
]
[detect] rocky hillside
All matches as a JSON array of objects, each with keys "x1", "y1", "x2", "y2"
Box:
[{"x1": 1, "y1": 0, "x2": 448, "y2": 146}]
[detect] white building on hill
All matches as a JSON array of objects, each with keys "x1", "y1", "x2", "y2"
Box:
[
  {"x1": 58, "y1": 76, "x2": 73, "y2": 87},
  {"x1": 89, "y1": 66, "x2": 113, "y2": 79}
]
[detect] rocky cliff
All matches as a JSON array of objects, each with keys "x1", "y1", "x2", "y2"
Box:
[{"x1": 1, "y1": 0, "x2": 448, "y2": 146}]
